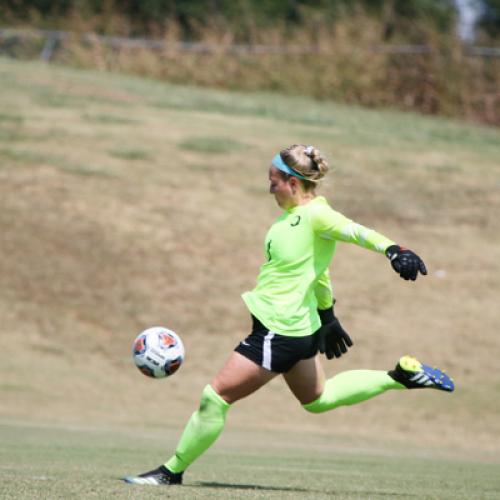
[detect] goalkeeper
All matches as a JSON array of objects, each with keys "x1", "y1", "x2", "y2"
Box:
[{"x1": 124, "y1": 144, "x2": 454, "y2": 486}]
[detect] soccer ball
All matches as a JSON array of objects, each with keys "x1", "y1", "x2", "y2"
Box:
[{"x1": 132, "y1": 327, "x2": 185, "y2": 378}]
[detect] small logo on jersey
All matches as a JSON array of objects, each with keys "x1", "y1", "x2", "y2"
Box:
[
  {"x1": 241, "y1": 340, "x2": 250, "y2": 347},
  {"x1": 290, "y1": 215, "x2": 301, "y2": 227}
]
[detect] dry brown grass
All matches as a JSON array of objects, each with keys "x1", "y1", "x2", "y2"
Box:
[{"x1": 1, "y1": 58, "x2": 499, "y2": 458}]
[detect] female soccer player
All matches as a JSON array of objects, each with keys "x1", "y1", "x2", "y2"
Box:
[{"x1": 124, "y1": 144, "x2": 454, "y2": 486}]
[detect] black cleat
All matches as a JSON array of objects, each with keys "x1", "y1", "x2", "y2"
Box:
[{"x1": 123, "y1": 465, "x2": 183, "y2": 485}]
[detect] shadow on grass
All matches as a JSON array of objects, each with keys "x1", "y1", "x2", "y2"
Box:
[
  {"x1": 196, "y1": 481, "x2": 418, "y2": 497},
  {"x1": 196, "y1": 481, "x2": 311, "y2": 493}
]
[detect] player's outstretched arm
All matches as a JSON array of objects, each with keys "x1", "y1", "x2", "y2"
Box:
[
  {"x1": 385, "y1": 245, "x2": 427, "y2": 281},
  {"x1": 310, "y1": 203, "x2": 427, "y2": 281}
]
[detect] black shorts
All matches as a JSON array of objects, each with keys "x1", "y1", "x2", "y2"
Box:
[{"x1": 234, "y1": 316, "x2": 320, "y2": 373}]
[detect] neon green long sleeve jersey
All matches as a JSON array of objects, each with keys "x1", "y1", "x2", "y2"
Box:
[{"x1": 241, "y1": 196, "x2": 395, "y2": 337}]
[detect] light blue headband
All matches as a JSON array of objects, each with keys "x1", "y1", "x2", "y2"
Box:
[{"x1": 271, "y1": 154, "x2": 308, "y2": 180}]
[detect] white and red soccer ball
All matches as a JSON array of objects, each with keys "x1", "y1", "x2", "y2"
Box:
[{"x1": 132, "y1": 327, "x2": 185, "y2": 378}]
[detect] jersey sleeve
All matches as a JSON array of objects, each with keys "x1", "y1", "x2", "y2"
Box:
[
  {"x1": 314, "y1": 268, "x2": 334, "y2": 310},
  {"x1": 310, "y1": 203, "x2": 395, "y2": 253}
]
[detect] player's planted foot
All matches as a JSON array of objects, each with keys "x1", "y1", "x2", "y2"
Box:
[
  {"x1": 389, "y1": 355, "x2": 455, "y2": 392},
  {"x1": 123, "y1": 465, "x2": 183, "y2": 485}
]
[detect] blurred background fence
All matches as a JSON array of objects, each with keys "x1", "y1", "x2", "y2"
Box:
[{"x1": 2, "y1": 28, "x2": 500, "y2": 61}]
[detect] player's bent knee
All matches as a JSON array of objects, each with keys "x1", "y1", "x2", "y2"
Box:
[
  {"x1": 198, "y1": 384, "x2": 231, "y2": 420},
  {"x1": 302, "y1": 396, "x2": 327, "y2": 414}
]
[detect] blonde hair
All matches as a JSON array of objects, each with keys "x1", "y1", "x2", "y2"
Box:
[{"x1": 279, "y1": 144, "x2": 329, "y2": 190}]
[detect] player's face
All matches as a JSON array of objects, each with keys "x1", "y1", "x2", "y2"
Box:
[{"x1": 269, "y1": 166, "x2": 294, "y2": 209}]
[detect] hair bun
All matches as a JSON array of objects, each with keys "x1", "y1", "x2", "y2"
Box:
[{"x1": 279, "y1": 144, "x2": 329, "y2": 185}]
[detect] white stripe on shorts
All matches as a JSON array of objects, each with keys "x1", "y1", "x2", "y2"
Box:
[{"x1": 262, "y1": 331, "x2": 275, "y2": 370}]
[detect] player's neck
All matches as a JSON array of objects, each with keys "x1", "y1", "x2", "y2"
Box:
[{"x1": 283, "y1": 192, "x2": 316, "y2": 210}]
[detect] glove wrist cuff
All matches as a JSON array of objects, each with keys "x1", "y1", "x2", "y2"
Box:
[
  {"x1": 385, "y1": 244, "x2": 400, "y2": 259},
  {"x1": 318, "y1": 307, "x2": 335, "y2": 325}
]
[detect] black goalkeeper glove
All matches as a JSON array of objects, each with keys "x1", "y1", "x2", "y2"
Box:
[
  {"x1": 317, "y1": 306, "x2": 353, "y2": 360},
  {"x1": 385, "y1": 244, "x2": 427, "y2": 281}
]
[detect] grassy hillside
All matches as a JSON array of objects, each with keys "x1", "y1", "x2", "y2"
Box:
[{"x1": 1, "y1": 57, "x2": 500, "y2": 462}]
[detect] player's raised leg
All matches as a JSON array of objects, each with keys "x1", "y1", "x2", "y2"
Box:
[
  {"x1": 284, "y1": 354, "x2": 454, "y2": 414},
  {"x1": 284, "y1": 355, "x2": 401, "y2": 411}
]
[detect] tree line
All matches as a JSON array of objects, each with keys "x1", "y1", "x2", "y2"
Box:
[{"x1": 1, "y1": 0, "x2": 499, "y2": 42}]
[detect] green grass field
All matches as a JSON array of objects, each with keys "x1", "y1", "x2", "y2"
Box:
[
  {"x1": 1, "y1": 421, "x2": 499, "y2": 499},
  {"x1": 1, "y1": 57, "x2": 500, "y2": 498}
]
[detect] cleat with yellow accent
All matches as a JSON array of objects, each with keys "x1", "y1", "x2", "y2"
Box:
[{"x1": 388, "y1": 355, "x2": 455, "y2": 392}]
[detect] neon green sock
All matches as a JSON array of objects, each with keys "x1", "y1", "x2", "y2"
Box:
[
  {"x1": 165, "y1": 384, "x2": 230, "y2": 473},
  {"x1": 303, "y1": 370, "x2": 404, "y2": 413}
]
